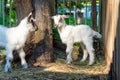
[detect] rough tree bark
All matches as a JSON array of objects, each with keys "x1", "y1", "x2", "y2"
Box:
[
  {"x1": 14, "y1": 0, "x2": 54, "y2": 66},
  {"x1": 101, "y1": 0, "x2": 119, "y2": 72}
]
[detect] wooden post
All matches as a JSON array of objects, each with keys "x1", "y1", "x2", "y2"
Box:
[
  {"x1": 101, "y1": 0, "x2": 119, "y2": 73},
  {"x1": 108, "y1": 1, "x2": 120, "y2": 80}
]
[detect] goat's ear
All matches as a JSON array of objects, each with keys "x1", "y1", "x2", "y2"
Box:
[
  {"x1": 27, "y1": 12, "x2": 32, "y2": 18},
  {"x1": 62, "y1": 15, "x2": 69, "y2": 18},
  {"x1": 27, "y1": 12, "x2": 32, "y2": 23},
  {"x1": 59, "y1": 17, "x2": 63, "y2": 22}
]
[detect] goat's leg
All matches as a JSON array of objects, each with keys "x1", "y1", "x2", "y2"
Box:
[
  {"x1": 5, "y1": 47, "x2": 13, "y2": 72},
  {"x1": 65, "y1": 44, "x2": 73, "y2": 64},
  {"x1": 80, "y1": 42, "x2": 88, "y2": 62},
  {"x1": 18, "y1": 49, "x2": 28, "y2": 69},
  {"x1": 83, "y1": 38, "x2": 95, "y2": 65}
]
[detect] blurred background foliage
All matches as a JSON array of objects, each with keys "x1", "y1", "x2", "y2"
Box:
[
  {"x1": 0, "y1": 0, "x2": 100, "y2": 40},
  {"x1": 0, "y1": 0, "x2": 17, "y2": 27}
]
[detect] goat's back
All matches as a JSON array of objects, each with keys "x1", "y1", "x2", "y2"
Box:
[
  {"x1": 71, "y1": 25, "x2": 99, "y2": 42},
  {"x1": 73, "y1": 25, "x2": 93, "y2": 36},
  {"x1": 75, "y1": 25, "x2": 102, "y2": 38}
]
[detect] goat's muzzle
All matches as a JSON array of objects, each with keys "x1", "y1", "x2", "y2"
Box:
[{"x1": 55, "y1": 24, "x2": 59, "y2": 28}]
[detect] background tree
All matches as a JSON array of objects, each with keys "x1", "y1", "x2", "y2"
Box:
[
  {"x1": 14, "y1": 0, "x2": 54, "y2": 66},
  {"x1": 91, "y1": 0, "x2": 97, "y2": 31}
]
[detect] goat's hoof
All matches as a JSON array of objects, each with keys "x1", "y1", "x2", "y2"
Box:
[
  {"x1": 87, "y1": 63, "x2": 93, "y2": 66},
  {"x1": 65, "y1": 60, "x2": 71, "y2": 64},
  {"x1": 4, "y1": 67, "x2": 12, "y2": 73},
  {"x1": 66, "y1": 62, "x2": 71, "y2": 64},
  {"x1": 22, "y1": 63, "x2": 28, "y2": 69},
  {"x1": 65, "y1": 58, "x2": 72, "y2": 64},
  {"x1": 80, "y1": 59, "x2": 85, "y2": 62}
]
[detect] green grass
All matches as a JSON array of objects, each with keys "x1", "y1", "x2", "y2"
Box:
[{"x1": 0, "y1": 49, "x2": 5, "y2": 59}]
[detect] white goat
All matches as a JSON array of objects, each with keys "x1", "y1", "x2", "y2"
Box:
[
  {"x1": 0, "y1": 12, "x2": 38, "y2": 72},
  {"x1": 52, "y1": 15, "x2": 102, "y2": 65}
]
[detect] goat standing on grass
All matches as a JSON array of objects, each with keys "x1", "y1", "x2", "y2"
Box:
[
  {"x1": 0, "y1": 12, "x2": 38, "y2": 72},
  {"x1": 51, "y1": 15, "x2": 102, "y2": 65}
]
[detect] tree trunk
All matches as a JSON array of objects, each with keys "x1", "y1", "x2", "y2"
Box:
[
  {"x1": 91, "y1": 0, "x2": 97, "y2": 31},
  {"x1": 33, "y1": 0, "x2": 54, "y2": 66},
  {"x1": 101, "y1": 0, "x2": 118, "y2": 72},
  {"x1": 14, "y1": 0, "x2": 54, "y2": 66}
]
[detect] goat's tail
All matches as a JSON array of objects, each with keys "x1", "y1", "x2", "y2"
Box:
[{"x1": 93, "y1": 31, "x2": 102, "y2": 38}]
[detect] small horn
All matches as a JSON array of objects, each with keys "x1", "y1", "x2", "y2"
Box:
[{"x1": 27, "y1": 12, "x2": 32, "y2": 18}]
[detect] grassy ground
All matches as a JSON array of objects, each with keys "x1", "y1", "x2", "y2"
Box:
[{"x1": 0, "y1": 48, "x2": 107, "y2": 80}]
